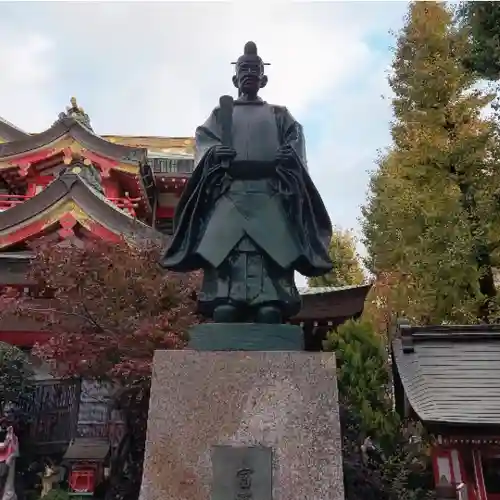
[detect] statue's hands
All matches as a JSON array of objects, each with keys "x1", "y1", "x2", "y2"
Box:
[
  {"x1": 214, "y1": 145, "x2": 237, "y2": 164},
  {"x1": 276, "y1": 144, "x2": 295, "y2": 164}
]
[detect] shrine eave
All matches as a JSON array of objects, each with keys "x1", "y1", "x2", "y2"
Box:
[
  {"x1": 293, "y1": 283, "x2": 371, "y2": 322},
  {"x1": 0, "y1": 171, "x2": 162, "y2": 249},
  {"x1": 101, "y1": 135, "x2": 194, "y2": 152},
  {"x1": 392, "y1": 321, "x2": 500, "y2": 427},
  {"x1": 0, "y1": 116, "x2": 147, "y2": 168},
  {"x1": 0, "y1": 116, "x2": 30, "y2": 142}
]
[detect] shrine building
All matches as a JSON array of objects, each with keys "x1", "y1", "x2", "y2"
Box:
[
  {"x1": 392, "y1": 319, "x2": 500, "y2": 500},
  {"x1": 0, "y1": 99, "x2": 370, "y2": 494}
]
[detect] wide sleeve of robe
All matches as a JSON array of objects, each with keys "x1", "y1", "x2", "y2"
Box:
[{"x1": 162, "y1": 104, "x2": 333, "y2": 278}]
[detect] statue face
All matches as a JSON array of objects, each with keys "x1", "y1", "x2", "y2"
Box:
[{"x1": 236, "y1": 61, "x2": 263, "y2": 94}]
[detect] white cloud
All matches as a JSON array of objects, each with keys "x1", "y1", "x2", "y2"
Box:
[
  {"x1": 69, "y1": 2, "x2": 371, "y2": 137},
  {"x1": 0, "y1": 2, "x2": 402, "y2": 134},
  {"x1": 0, "y1": 30, "x2": 56, "y2": 132},
  {"x1": 0, "y1": 1, "x2": 407, "y2": 287}
]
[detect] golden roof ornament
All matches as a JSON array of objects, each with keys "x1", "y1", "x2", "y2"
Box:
[
  {"x1": 61, "y1": 96, "x2": 93, "y2": 131},
  {"x1": 66, "y1": 96, "x2": 84, "y2": 116}
]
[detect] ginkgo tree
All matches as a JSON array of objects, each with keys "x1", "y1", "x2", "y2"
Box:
[
  {"x1": 308, "y1": 227, "x2": 365, "y2": 288},
  {"x1": 459, "y1": 1, "x2": 500, "y2": 80},
  {"x1": 362, "y1": 0, "x2": 500, "y2": 325}
]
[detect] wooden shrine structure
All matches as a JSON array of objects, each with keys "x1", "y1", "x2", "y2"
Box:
[
  {"x1": 0, "y1": 99, "x2": 371, "y2": 496},
  {"x1": 392, "y1": 319, "x2": 500, "y2": 500}
]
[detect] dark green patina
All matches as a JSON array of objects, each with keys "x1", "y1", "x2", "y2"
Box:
[
  {"x1": 188, "y1": 323, "x2": 304, "y2": 351},
  {"x1": 161, "y1": 41, "x2": 332, "y2": 349}
]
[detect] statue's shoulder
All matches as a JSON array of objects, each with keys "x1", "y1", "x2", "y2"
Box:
[
  {"x1": 197, "y1": 106, "x2": 220, "y2": 128},
  {"x1": 269, "y1": 103, "x2": 287, "y2": 112},
  {"x1": 211, "y1": 106, "x2": 224, "y2": 121},
  {"x1": 268, "y1": 103, "x2": 297, "y2": 123}
]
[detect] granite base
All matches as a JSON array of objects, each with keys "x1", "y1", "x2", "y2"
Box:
[{"x1": 140, "y1": 350, "x2": 344, "y2": 500}]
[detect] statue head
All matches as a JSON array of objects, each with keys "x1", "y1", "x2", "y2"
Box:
[
  {"x1": 70, "y1": 96, "x2": 77, "y2": 108},
  {"x1": 232, "y1": 41, "x2": 268, "y2": 98}
]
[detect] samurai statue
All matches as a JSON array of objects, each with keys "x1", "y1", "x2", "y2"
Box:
[{"x1": 161, "y1": 41, "x2": 333, "y2": 324}]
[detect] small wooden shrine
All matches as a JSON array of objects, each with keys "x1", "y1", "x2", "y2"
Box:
[{"x1": 392, "y1": 319, "x2": 500, "y2": 500}]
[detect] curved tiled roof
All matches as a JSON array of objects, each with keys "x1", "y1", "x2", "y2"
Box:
[
  {"x1": 0, "y1": 116, "x2": 147, "y2": 164},
  {"x1": 293, "y1": 283, "x2": 371, "y2": 322},
  {"x1": 392, "y1": 321, "x2": 500, "y2": 427},
  {"x1": 0, "y1": 116, "x2": 29, "y2": 142},
  {"x1": 0, "y1": 168, "x2": 161, "y2": 249}
]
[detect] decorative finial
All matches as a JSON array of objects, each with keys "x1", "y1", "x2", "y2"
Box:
[{"x1": 60, "y1": 96, "x2": 93, "y2": 131}]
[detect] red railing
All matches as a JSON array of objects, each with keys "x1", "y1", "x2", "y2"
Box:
[
  {"x1": 107, "y1": 196, "x2": 141, "y2": 217},
  {"x1": 0, "y1": 193, "x2": 31, "y2": 209},
  {"x1": 0, "y1": 193, "x2": 140, "y2": 216}
]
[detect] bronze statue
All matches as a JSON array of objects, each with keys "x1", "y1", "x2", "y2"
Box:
[{"x1": 161, "y1": 41, "x2": 333, "y2": 324}]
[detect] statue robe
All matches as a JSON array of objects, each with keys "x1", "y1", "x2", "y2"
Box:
[{"x1": 161, "y1": 98, "x2": 332, "y2": 319}]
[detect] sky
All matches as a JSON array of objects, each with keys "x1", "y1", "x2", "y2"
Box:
[{"x1": 0, "y1": 0, "x2": 409, "y2": 279}]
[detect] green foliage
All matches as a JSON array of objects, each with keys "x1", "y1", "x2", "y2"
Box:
[
  {"x1": 324, "y1": 319, "x2": 396, "y2": 440},
  {"x1": 328, "y1": 320, "x2": 390, "y2": 499},
  {"x1": 338, "y1": 3, "x2": 489, "y2": 498},
  {"x1": 0, "y1": 342, "x2": 33, "y2": 418},
  {"x1": 459, "y1": 1, "x2": 500, "y2": 80},
  {"x1": 308, "y1": 227, "x2": 365, "y2": 288},
  {"x1": 326, "y1": 320, "x2": 434, "y2": 500},
  {"x1": 40, "y1": 489, "x2": 70, "y2": 500},
  {"x1": 362, "y1": 1, "x2": 500, "y2": 324}
]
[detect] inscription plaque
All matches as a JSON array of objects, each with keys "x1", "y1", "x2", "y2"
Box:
[{"x1": 211, "y1": 445, "x2": 273, "y2": 500}]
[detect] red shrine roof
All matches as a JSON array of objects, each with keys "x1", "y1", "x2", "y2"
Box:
[
  {"x1": 0, "y1": 167, "x2": 159, "y2": 250},
  {"x1": 392, "y1": 319, "x2": 500, "y2": 428},
  {"x1": 0, "y1": 116, "x2": 146, "y2": 168},
  {"x1": 0, "y1": 114, "x2": 156, "y2": 216}
]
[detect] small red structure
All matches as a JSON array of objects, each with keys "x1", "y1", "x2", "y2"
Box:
[
  {"x1": 69, "y1": 468, "x2": 96, "y2": 496},
  {"x1": 65, "y1": 438, "x2": 109, "y2": 497},
  {"x1": 392, "y1": 319, "x2": 500, "y2": 500}
]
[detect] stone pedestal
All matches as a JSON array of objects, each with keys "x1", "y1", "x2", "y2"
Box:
[{"x1": 140, "y1": 350, "x2": 344, "y2": 500}]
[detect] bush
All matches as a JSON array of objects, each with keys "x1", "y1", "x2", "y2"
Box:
[
  {"x1": 324, "y1": 319, "x2": 397, "y2": 441},
  {"x1": 0, "y1": 342, "x2": 34, "y2": 424},
  {"x1": 40, "y1": 489, "x2": 70, "y2": 500},
  {"x1": 324, "y1": 320, "x2": 434, "y2": 499}
]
